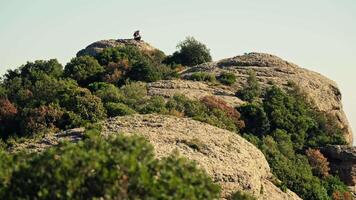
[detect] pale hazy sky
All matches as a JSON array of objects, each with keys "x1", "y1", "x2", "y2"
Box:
[{"x1": 0, "y1": 0, "x2": 355, "y2": 144}]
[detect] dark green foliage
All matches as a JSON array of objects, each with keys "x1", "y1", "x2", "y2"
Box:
[
  {"x1": 64, "y1": 56, "x2": 104, "y2": 86},
  {"x1": 105, "y1": 102, "x2": 136, "y2": 117},
  {"x1": 96, "y1": 46, "x2": 177, "y2": 84},
  {"x1": 0, "y1": 135, "x2": 220, "y2": 200},
  {"x1": 217, "y1": 72, "x2": 237, "y2": 85},
  {"x1": 88, "y1": 82, "x2": 123, "y2": 103},
  {"x1": 164, "y1": 37, "x2": 212, "y2": 67},
  {"x1": 139, "y1": 96, "x2": 167, "y2": 114},
  {"x1": 5, "y1": 59, "x2": 63, "y2": 82},
  {"x1": 119, "y1": 82, "x2": 148, "y2": 108},
  {"x1": 263, "y1": 85, "x2": 314, "y2": 150},
  {"x1": 189, "y1": 72, "x2": 216, "y2": 82},
  {"x1": 238, "y1": 103, "x2": 270, "y2": 136},
  {"x1": 322, "y1": 176, "x2": 351, "y2": 197},
  {"x1": 229, "y1": 191, "x2": 257, "y2": 200},
  {"x1": 236, "y1": 70, "x2": 261, "y2": 102},
  {"x1": 57, "y1": 81, "x2": 107, "y2": 123},
  {"x1": 238, "y1": 84, "x2": 348, "y2": 200}
]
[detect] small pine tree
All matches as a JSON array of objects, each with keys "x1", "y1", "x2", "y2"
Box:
[{"x1": 236, "y1": 70, "x2": 261, "y2": 102}]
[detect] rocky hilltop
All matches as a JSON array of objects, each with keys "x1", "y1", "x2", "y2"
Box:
[
  {"x1": 76, "y1": 39, "x2": 158, "y2": 57},
  {"x1": 149, "y1": 52, "x2": 352, "y2": 144},
  {"x1": 69, "y1": 39, "x2": 356, "y2": 198}
]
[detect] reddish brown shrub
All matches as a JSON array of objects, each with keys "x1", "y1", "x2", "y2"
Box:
[
  {"x1": 21, "y1": 104, "x2": 63, "y2": 134},
  {"x1": 305, "y1": 148, "x2": 330, "y2": 178},
  {"x1": 332, "y1": 191, "x2": 352, "y2": 200},
  {"x1": 102, "y1": 59, "x2": 131, "y2": 83},
  {"x1": 0, "y1": 98, "x2": 18, "y2": 120},
  {"x1": 201, "y1": 96, "x2": 245, "y2": 129}
]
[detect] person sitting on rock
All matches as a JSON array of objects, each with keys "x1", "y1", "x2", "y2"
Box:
[{"x1": 133, "y1": 30, "x2": 141, "y2": 41}]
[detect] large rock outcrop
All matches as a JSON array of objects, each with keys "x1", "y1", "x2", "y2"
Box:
[
  {"x1": 101, "y1": 114, "x2": 301, "y2": 200},
  {"x1": 148, "y1": 52, "x2": 352, "y2": 144},
  {"x1": 76, "y1": 39, "x2": 158, "y2": 57}
]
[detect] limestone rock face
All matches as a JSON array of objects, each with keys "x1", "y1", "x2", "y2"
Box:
[
  {"x1": 76, "y1": 39, "x2": 158, "y2": 57},
  {"x1": 177, "y1": 52, "x2": 352, "y2": 144},
  {"x1": 101, "y1": 114, "x2": 301, "y2": 200},
  {"x1": 148, "y1": 79, "x2": 244, "y2": 107}
]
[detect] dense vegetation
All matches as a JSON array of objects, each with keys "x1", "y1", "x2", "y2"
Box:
[
  {"x1": 238, "y1": 77, "x2": 350, "y2": 200},
  {"x1": 0, "y1": 36, "x2": 351, "y2": 199}
]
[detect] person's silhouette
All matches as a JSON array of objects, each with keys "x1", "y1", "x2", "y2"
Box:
[{"x1": 133, "y1": 30, "x2": 141, "y2": 41}]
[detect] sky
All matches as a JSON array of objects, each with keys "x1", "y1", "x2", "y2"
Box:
[{"x1": 0, "y1": 0, "x2": 355, "y2": 144}]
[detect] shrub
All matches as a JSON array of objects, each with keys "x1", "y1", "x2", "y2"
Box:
[
  {"x1": 0, "y1": 98, "x2": 18, "y2": 137},
  {"x1": 88, "y1": 82, "x2": 123, "y2": 103},
  {"x1": 189, "y1": 72, "x2": 216, "y2": 82},
  {"x1": 201, "y1": 96, "x2": 245, "y2": 129},
  {"x1": 59, "y1": 83, "x2": 107, "y2": 122},
  {"x1": 306, "y1": 148, "x2": 330, "y2": 178},
  {"x1": 323, "y1": 176, "x2": 352, "y2": 199},
  {"x1": 129, "y1": 61, "x2": 161, "y2": 82},
  {"x1": 139, "y1": 96, "x2": 167, "y2": 114},
  {"x1": 164, "y1": 37, "x2": 212, "y2": 67},
  {"x1": 229, "y1": 191, "x2": 257, "y2": 200},
  {"x1": 64, "y1": 56, "x2": 104, "y2": 86},
  {"x1": 236, "y1": 70, "x2": 261, "y2": 102},
  {"x1": 238, "y1": 103, "x2": 270, "y2": 136},
  {"x1": 7, "y1": 59, "x2": 63, "y2": 81},
  {"x1": 105, "y1": 102, "x2": 136, "y2": 117},
  {"x1": 217, "y1": 72, "x2": 236, "y2": 85},
  {"x1": 119, "y1": 82, "x2": 148, "y2": 108},
  {"x1": 20, "y1": 104, "x2": 63, "y2": 135},
  {"x1": 1, "y1": 135, "x2": 220, "y2": 199},
  {"x1": 166, "y1": 95, "x2": 239, "y2": 132}
]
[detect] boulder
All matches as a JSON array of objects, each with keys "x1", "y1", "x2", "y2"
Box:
[
  {"x1": 101, "y1": 114, "x2": 301, "y2": 200},
  {"x1": 76, "y1": 39, "x2": 158, "y2": 57}
]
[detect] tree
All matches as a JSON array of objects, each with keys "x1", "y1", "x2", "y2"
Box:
[
  {"x1": 306, "y1": 148, "x2": 330, "y2": 178},
  {"x1": 236, "y1": 70, "x2": 261, "y2": 102},
  {"x1": 165, "y1": 37, "x2": 212, "y2": 66},
  {"x1": 238, "y1": 103, "x2": 270, "y2": 136},
  {"x1": 64, "y1": 56, "x2": 104, "y2": 86}
]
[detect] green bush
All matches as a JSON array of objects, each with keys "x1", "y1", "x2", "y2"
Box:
[
  {"x1": 0, "y1": 135, "x2": 220, "y2": 200},
  {"x1": 236, "y1": 70, "x2": 261, "y2": 102},
  {"x1": 238, "y1": 103, "x2": 270, "y2": 136},
  {"x1": 229, "y1": 191, "x2": 257, "y2": 200},
  {"x1": 139, "y1": 96, "x2": 167, "y2": 114},
  {"x1": 166, "y1": 95, "x2": 239, "y2": 132},
  {"x1": 164, "y1": 37, "x2": 212, "y2": 67},
  {"x1": 96, "y1": 46, "x2": 176, "y2": 84},
  {"x1": 88, "y1": 82, "x2": 123, "y2": 103},
  {"x1": 189, "y1": 72, "x2": 216, "y2": 82},
  {"x1": 64, "y1": 56, "x2": 104, "y2": 86},
  {"x1": 105, "y1": 102, "x2": 136, "y2": 117},
  {"x1": 59, "y1": 82, "x2": 107, "y2": 123},
  {"x1": 119, "y1": 82, "x2": 148, "y2": 108},
  {"x1": 217, "y1": 72, "x2": 236, "y2": 85}
]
